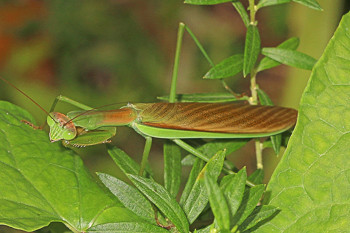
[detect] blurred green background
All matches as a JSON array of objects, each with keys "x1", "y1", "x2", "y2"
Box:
[{"x1": 0, "y1": 0, "x2": 348, "y2": 232}]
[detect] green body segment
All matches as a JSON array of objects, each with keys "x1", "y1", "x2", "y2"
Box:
[{"x1": 67, "y1": 107, "x2": 137, "y2": 130}]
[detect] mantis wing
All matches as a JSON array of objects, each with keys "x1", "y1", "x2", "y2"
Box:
[{"x1": 133, "y1": 102, "x2": 297, "y2": 138}]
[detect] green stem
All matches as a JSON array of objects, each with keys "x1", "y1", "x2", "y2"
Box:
[
  {"x1": 249, "y1": 71, "x2": 258, "y2": 105},
  {"x1": 169, "y1": 23, "x2": 185, "y2": 103},
  {"x1": 246, "y1": 0, "x2": 263, "y2": 169},
  {"x1": 139, "y1": 136, "x2": 152, "y2": 176},
  {"x1": 255, "y1": 139, "x2": 263, "y2": 169},
  {"x1": 248, "y1": 0, "x2": 256, "y2": 24}
]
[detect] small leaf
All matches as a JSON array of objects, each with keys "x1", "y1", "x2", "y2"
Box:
[
  {"x1": 256, "y1": 88, "x2": 273, "y2": 106},
  {"x1": 107, "y1": 145, "x2": 140, "y2": 176},
  {"x1": 88, "y1": 222, "x2": 168, "y2": 233},
  {"x1": 257, "y1": 0, "x2": 291, "y2": 9},
  {"x1": 257, "y1": 37, "x2": 300, "y2": 72},
  {"x1": 292, "y1": 0, "x2": 322, "y2": 11},
  {"x1": 98, "y1": 173, "x2": 155, "y2": 223},
  {"x1": 164, "y1": 141, "x2": 182, "y2": 198},
  {"x1": 271, "y1": 134, "x2": 282, "y2": 155},
  {"x1": 191, "y1": 139, "x2": 248, "y2": 161},
  {"x1": 220, "y1": 168, "x2": 247, "y2": 217},
  {"x1": 232, "y1": 184, "x2": 265, "y2": 226},
  {"x1": 204, "y1": 54, "x2": 244, "y2": 79},
  {"x1": 157, "y1": 92, "x2": 243, "y2": 103},
  {"x1": 238, "y1": 205, "x2": 278, "y2": 231},
  {"x1": 182, "y1": 150, "x2": 226, "y2": 224},
  {"x1": 262, "y1": 47, "x2": 317, "y2": 70},
  {"x1": 248, "y1": 169, "x2": 264, "y2": 185},
  {"x1": 243, "y1": 25, "x2": 261, "y2": 76},
  {"x1": 127, "y1": 175, "x2": 189, "y2": 233},
  {"x1": 180, "y1": 158, "x2": 205, "y2": 206},
  {"x1": 232, "y1": 1, "x2": 249, "y2": 27},
  {"x1": 184, "y1": 0, "x2": 231, "y2": 5},
  {"x1": 204, "y1": 173, "x2": 230, "y2": 232}
]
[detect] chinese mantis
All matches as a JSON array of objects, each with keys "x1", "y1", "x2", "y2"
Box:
[{"x1": 0, "y1": 23, "x2": 298, "y2": 178}]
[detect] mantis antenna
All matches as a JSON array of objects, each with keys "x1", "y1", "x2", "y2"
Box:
[{"x1": 0, "y1": 76, "x2": 56, "y2": 122}]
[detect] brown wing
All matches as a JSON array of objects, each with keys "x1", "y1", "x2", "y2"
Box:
[{"x1": 136, "y1": 102, "x2": 297, "y2": 134}]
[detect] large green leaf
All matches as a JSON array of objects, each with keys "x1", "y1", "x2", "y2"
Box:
[
  {"x1": 255, "y1": 12, "x2": 350, "y2": 232},
  {"x1": 0, "y1": 101, "x2": 141, "y2": 232}
]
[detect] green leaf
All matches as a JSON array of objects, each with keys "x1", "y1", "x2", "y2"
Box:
[
  {"x1": 88, "y1": 222, "x2": 168, "y2": 233},
  {"x1": 292, "y1": 0, "x2": 322, "y2": 11},
  {"x1": 127, "y1": 174, "x2": 189, "y2": 233},
  {"x1": 220, "y1": 168, "x2": 247, "y2": 218},
  {"x1": 257, "y1": 37, "x2": 300, "y2": 72},
  {"x1": 204, "y1": 54, "x2": 244, "y2": 79},
  {"x1": 182, "y1": 150, "x2": 226, "y2": 224},
  {"x1": 179, "y1": 157, "x2": 205, "y2": 206},
  {"x1": 0, "y1": 101, "x2": 140, "y2": 232},
  {"x1": 256, "y1": 88, "x2": 282, "y2": 155},
  {"x1": 238, "y1": 205, "x2": 278, "y2": 232},
  {"x1": 270, "y1": 133, "x2": 282, "y2": 155},
  {"x1": 256, "y1": 88, "x2": 273, "y2": 106},
  {"x1": 97, "y1": 173, "x2": 155, "y2": 223},
  {"x1": 257, "y1": 0, "x2": 291, "y2": 9},
  {"x1": 232, "y1": 184, "x2": 265, "y2": 226},
  {"x1": 157, "y1": 92, "x2": 244, "y2": 103},
  {"x1": 261, "y1": 47, "x2": 317, "y2": 70},
  {"x1": 243, "y1": 25, "x2": 261, "y2": 77},
  {"x1": 184, "y1": 0, "x2": 231, "y2": 5},
  {"x1": 232, "y1": 1, "x2": 249, "y2": 27},
  {"x1": 163, "y1": 141, "x2": 182, "y2": 198},
  {"x1": 107, "y1": 145, "x2": 140, "y2": 176},
  {"x1": 248, "y1": 169, "x2": 264, "y2": 184},
  {"x1": 256, "y1": 12, "x2": 350, "y2": 233},
  {"x1": 204, "y1": 173, "x2": 230, "y2": 232}
]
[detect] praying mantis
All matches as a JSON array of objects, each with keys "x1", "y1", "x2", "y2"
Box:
[{"x1": 0, "y1": 23, "x2": 298, "y2": 177}]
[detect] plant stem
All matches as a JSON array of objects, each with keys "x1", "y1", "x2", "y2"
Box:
[
  {"x1": 248, "y1": 0, "x2": 256, "y2": 25},
  {"x1": 247, "y1": 0, "x2": 263, "y2": 169},
  {"x1": 255, "y1": 139, "x2": 263, "y2": 169}
]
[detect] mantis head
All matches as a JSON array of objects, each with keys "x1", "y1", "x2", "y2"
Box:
[{"x1": 47, "y1": 112, "x2": 77, "y2": 142}]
